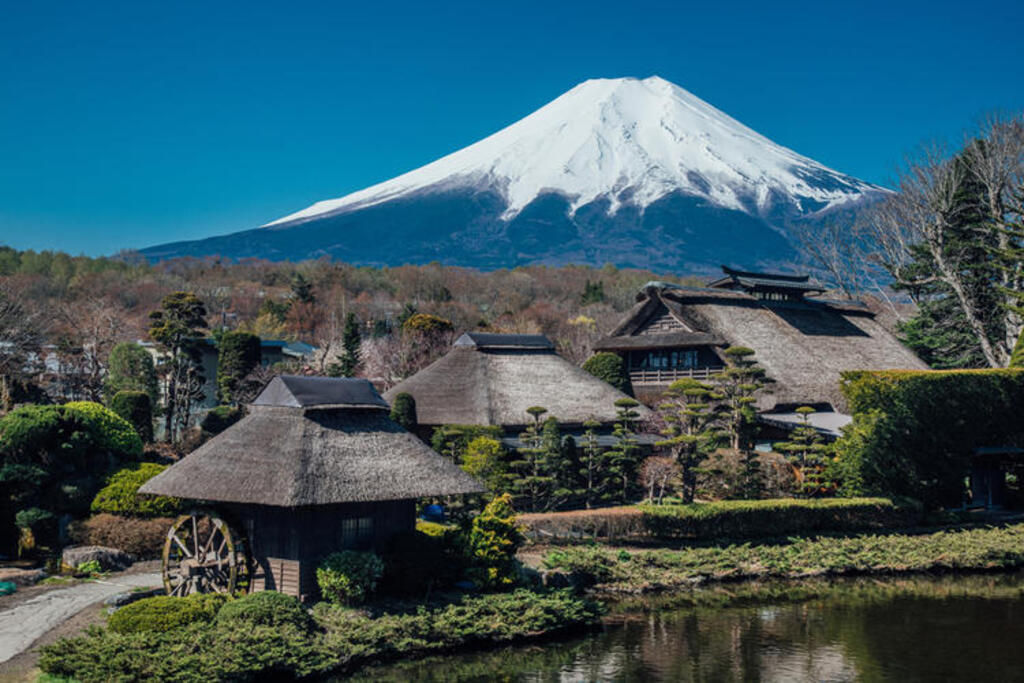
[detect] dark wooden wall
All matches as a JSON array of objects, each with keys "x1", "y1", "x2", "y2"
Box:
[{"x1": 226, "y1": 499, "x2": 416, "y2": 601}]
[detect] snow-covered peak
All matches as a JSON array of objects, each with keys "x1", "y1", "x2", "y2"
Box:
[{"x1": 265, "y1": 76, "x2": 881, "y2": 227}]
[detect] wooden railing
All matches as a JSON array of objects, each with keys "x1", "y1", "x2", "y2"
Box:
[{"x1": 628, "y1": 366, "x2": 725, "y2": 385}]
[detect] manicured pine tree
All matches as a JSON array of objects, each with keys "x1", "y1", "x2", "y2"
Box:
[
  {"x1": 772, "y1": 406, "x2": 835, "y2": 497},
  {"x1": 656, "y1": 377, "x2": 724, "y2": 503},
  {"x1": 578, "y1": 418, "x2": 603, "y2": 509},
  {"x1": 104, "y1": 342, "x2": 159, "y2": 410},
  {"x1": 509, "y1": 406, "x2": 558, "y2": 511},
  {"x1": 713, "y1": 346, "x2": 770, "y2": 499},
  {"x1": 603, "y1": 398, "x2": 643, "y2": 504}
]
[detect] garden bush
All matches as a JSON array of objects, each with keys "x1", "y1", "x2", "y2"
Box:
[
  {"x1": 104, "y1": 341, "x2": 158, "y2": 409},
  {"x1": 389, "y1": 392, "x2": 417, "y2": 431},
  {"x1": 316, "y1": 551, "x2": 385, "y2": 605},
  {"x1": 835, "y1": 369, "x2": 1024, "y2": 507},
  {"x1": 69, "y1": 513, "x2": 175, "y2": 558},
  {"x1": 109, "y1": 390, "x2": 153, "y2": 443},
  {"x1": 216, "y1": 331, "x2": 261, "y2": 404},
  {"x1": 0, "y1": 402, "x2": 144, "y2": 554},
  {"x1": 90, "y1": 463, "x2": 183, "y2": 518},
  {"x1": 465, "y1": 493, "x2": 524, "y2": 589},
  {"x1": 40, "y1": 589, "x2": 600, "y2": 682},
  {"x1": 582, "y1": 352, "x2": 633, "y2": 395},
  {"x1": 199, "y1": 405, "x2": 243, "y2": 436},
  {"x1": 216, "y1": 590, "x2": 315, "y2": 631},
  {"x1": 108, "y1": 593, "x2": 230, "y2": 634},
  {"x1": 639, "y1": 497, "x2": 918, "y2": 540}
]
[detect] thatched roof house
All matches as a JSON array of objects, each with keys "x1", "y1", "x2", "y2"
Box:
[
  {"x1": 141, "y1": 376, "x2": 482, "y2": 600},
  {"x1": 383, "y1": 332, "x2": 650, "y2": 430},
  {"x1": 596, "y1": 268, "x2": 927, "y2": 411},
  {"x1": 142, "y1": 375, "x2": 482, "y2": 506}
]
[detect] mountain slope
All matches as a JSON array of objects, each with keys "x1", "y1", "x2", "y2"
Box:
[{"x1": 141, "y1": 76, "x2": 886, "y2": 271}]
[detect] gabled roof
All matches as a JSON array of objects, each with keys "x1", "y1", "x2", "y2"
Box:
[
  {"x1": 252, "y1": 375, "x2": 389, "y2": 410},
  {"x1": 596, "y1": 284, "x2": 927, "y2": 411},
  {"x1": 139, "y1": 377, "x2": 483, "y2": 506},
  {"x1": 383, "y1": 334, "x2": 650, "y2": 427}
]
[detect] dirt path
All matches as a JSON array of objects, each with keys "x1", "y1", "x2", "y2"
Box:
[{"x1": 0, "y1": 571, "x2": 161, "y2": 665}]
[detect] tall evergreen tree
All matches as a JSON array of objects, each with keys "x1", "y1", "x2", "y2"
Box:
[
  {"x1": 509, "y1": 407, "x2": 558, "y2": 511},
  {"x1": 772, "y1": 406, "x2": 834, "y2": 497},
  {"x1": 148, "y1": 292, "x2": 207, "y2": 443},
  {"x1": 604, "y1": 398, "x2": 643, "y2": 504},
  {"x1": 329, "y1": 312, "x2": 361, "y2": 377},
  {"x1": 656, "y1": 377, "x2": 723, "y2": 503}
]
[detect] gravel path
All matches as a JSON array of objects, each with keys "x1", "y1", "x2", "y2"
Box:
[{"x1": 0, "y1": 572, "x2": 161, "y2": 663}]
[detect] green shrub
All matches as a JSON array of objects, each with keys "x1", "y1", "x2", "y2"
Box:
[
  {"x1": 40, "y1": 589, "x2": 600, "y2": 681},
  {"x1": 639, "y1": 497, "x2": 916, "y2": 540},
  {"x1": 316, "y1": 551, "x2": 385, "y2": 605},
  {"x1": 461, "y1": 436, "x2": 507, "y2": 492},
  {"x1": 1011, "y1": 329, "x2": 1024, "y2": 368},
  {"x1": 109, "y1": 391, "x2": 153, "y2": 443},
  {"x1": 389, "y1": 392, "x2": 417, "y2": 431},
  {"x1": 835, "y1": 369, "x2": 1024, "y2": 507},
  {"x1": 90, "y1": 463, "x2": 183, "y2": 518},
  {"x1": 63, "y1": 402, "x2": 144, "y2": 459},
  {"x1": 466, "y1": 493, "x2": 524, "y2": 589},
  {"x1": 430, "y1": 424, "x2": 504, "y2": 459},
  {"x1": 108, "y1": 593, "x2": 230, "y2": 634},
  {"x1": 582, "y1": 352, "x2": 633, "y2": 395},
  {"x1": 415, "y1": 520, "x2": 452, "y2": 537},
  {"x1": 199, "y1": 405, "x2": 243, "y2": 436},
  {"x1": 216, "y1": 590, "x2": 314, "y2": 631},
  {"x1": 104, "y1": 342, "x2": 158, "y2": 409}
]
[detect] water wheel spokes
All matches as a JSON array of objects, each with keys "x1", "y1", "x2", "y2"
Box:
[{"x1": 162, "y1": 511, "x2": 245, "y2": 596}]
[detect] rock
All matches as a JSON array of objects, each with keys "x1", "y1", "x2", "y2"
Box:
[
  {"x1": 62, "y1": 545, "x2": 135, "y2": 572},
  {"x1": 0, "y1": 567, "x2": 46, "y2": 587},
  {"x1": 104, "y1": 587, "x2": 163, "y2": 608}
]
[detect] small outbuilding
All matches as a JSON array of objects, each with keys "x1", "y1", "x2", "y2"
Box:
[{"x1": 140, "y1": 375, "x2": 482, "y2": 601}]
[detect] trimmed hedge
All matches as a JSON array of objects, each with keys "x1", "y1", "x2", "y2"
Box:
[
  {"x1": 640, "y1": 497, "x2": 917, "y2": 540},
  {"x1": 582, "y1": 352, "x2": 633, "y2": 395},
  {"x1": 835, "y1": 369, "x2": 1024, "y2": 507},
  {"x1": 90, "y1": 463, "x2": 183, "y2": 518},
  {"x1": 108, "y1": 593, "x2": 229, "y2": 634},
  {"x1": 216, "y1": 591, "x2": 314, "y2": 631},
  {"x1": 110, "y1": 390, "x2": 153, "y2": 443}
]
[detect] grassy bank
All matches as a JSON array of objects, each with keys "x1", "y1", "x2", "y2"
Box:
[
  {"x1": 542, "y1": 523, "x2": 1024, "y2": 593},
  {"x1": 38, "y1": 589, "x2": 601, "y2": 682}
]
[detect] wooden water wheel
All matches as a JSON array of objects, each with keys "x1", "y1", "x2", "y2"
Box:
[{"x1": 162, "y1": 510, "x2": 248, "y2": 596}]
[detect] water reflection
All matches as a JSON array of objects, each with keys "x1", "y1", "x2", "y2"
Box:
[{"x1": 348, "y1": 573, "x2": 1024, "y2": 682}]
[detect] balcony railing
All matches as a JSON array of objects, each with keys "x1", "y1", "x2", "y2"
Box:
[{"x1": 628, "y1": 366, "x2": 725, "y2": 385}]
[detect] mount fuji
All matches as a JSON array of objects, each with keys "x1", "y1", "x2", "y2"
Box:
[{"x1": 140, "y1": 76, "x2": 886, "y2": 271}]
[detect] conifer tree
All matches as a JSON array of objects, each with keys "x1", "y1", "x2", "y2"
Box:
[
  {"x1": 578, "y1": 418, "x2": 602, "y2": 509},
  {"x1": 656, "y1": 377, "x2": 723, "y2": 503},
  {"x1": 148, "y1": 292, "x2": 207, "y2": 443},
  {"x1": 772, "y1": 406, "x2": 835, "y2": 497},
  {"x1": 329, "y1": 312, "x2": 361, "y2": 377},
  {"x1": 509, "y1": 407, "x2": 558, "y2": 511},
  {"x1": 604, "y1": 398, "x2": 643, "y2": 504}
]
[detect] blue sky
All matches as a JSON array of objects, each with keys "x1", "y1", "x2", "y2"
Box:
[{"x1": 1, "y1": 0, "x2": 1022, "y2": 256}]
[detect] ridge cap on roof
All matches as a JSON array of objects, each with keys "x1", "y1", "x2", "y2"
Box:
[
  {"x1": 719, "y1": 265, "x2": 810, "y2": 283},
  {"x1": 252, "y1": 375, "x2": 389, "y2": 409}
]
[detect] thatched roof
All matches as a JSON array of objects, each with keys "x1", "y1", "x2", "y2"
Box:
[
  {"x1": 600, "y1": 281, "x2": 927, "y2": 411},
  {"x1": 140, "y1": 376, "x2": 483, "y2": 506},
  {"x1": 383, "y1": 334, "x2": 650, "y2": 428}
]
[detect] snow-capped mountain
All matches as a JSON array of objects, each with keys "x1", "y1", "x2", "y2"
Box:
[{"x1": 141, "y1": 76, "x2": 886, "y2": 271}]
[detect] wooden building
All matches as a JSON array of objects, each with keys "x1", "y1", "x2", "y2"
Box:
[
  {"x1": 140, "y1": 375, "x2": 482, "y2": 600},
  {"x1": 596, "y1": 266, "x2": 927, "y2": 412}
]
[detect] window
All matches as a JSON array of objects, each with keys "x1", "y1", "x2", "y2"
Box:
[
  {"x1": 633, "y1": 349, "x2": 699, "y2": 370},
  {"x1": 340, "y1": 516, "x2": 374, "y2": 549}
]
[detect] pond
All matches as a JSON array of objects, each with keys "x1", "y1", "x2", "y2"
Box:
[{"x1": 349, "y1": 573, "x2": 1024, "y2": 681}]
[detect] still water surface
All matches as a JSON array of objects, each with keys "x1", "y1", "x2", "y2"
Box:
[{"x1": 351, "y1": 573, "x2": 1024, "y2": 682}]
